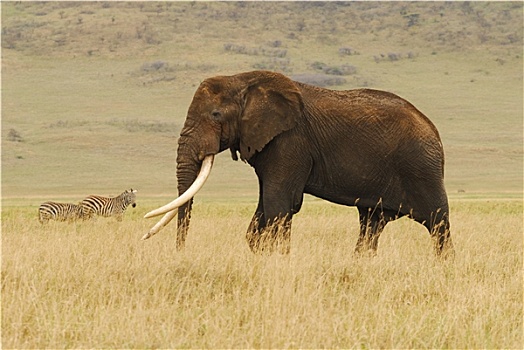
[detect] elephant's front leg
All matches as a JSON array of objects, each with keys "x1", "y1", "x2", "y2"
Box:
[
  {"x1": 264, "y1": 215, "x2": 292, "y2": 254},
  {"x1": 246, "y1": 198, "x2": 293, "y2": 255},
  {"x1": 246, "y1": 201, "x2": 265, "y2": 253},
  {"x1": 247, "y1": 149, "x2": 309, "y2": 254},
  {"x1": 248, "y1": 215, "x2": 292, "y2": 255},
  {"x1": 246, "y1": 186, "x2": 299, "y2": 255}
]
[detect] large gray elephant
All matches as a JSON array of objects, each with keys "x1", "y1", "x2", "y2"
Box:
[{"x1": 144, "y1": 70, "x2": 454, "y2": 258}]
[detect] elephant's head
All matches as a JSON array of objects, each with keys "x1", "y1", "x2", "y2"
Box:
[{"x1": 143, "y1": 71, "x2": 304, "y2": 247}]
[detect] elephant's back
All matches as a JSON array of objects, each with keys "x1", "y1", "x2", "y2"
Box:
[
  {"x1": 300, "y1": 84, "x2": 445, "y2": 176},
  {"x1": 302, "y1": 86, "x2": 442, "y2": 142}
]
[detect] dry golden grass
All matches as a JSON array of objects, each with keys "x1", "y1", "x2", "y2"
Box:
[
  {"x1": 2, "y1": 199, "x2": 522, "y2": 348},
  {"x1": 1, "y1": 3, "x2": 522, "y2": 348}
]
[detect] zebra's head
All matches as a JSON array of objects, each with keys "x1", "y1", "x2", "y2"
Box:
[{"x1": 123, "y1": 188, "x2": 137, "y2": 208}]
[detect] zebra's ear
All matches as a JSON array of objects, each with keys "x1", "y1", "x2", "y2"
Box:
[{"x1": 131, "y1": 189, "x2": 137, "y2": 193}]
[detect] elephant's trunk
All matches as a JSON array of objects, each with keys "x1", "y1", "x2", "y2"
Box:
[
  {"x1": 142, "y1": 150, "x2": 214, "y2": 242},
  {"x1": 174, "y1": 147, "x2": 206, "y2": 250},
  {"x1": 175, "y1": 158, "x2": 196, "y2": 250}
]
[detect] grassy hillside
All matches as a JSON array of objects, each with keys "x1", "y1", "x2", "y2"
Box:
[{"x1": 2, "y1": 1, "x2": 522, "y2": 201}]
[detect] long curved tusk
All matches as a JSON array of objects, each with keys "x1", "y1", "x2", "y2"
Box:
[
  {"x1": 141, "y1": 209, "x2": 177, "y2": 240},
  {"x1": 144, "y1": 154, "x2": 214, "y2": 219}
]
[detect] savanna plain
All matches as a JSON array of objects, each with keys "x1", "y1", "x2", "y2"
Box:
[{"x1": 2, "y1": 2, "x2": 523, "y2": 349}]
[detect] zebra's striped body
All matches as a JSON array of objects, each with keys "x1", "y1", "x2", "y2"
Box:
[
  {"x1": 39, "y1": 202, "x2": 84, "y2": 224},
  {"x1": 81, "y1": 189, "x2": 137, "y2": 221}
]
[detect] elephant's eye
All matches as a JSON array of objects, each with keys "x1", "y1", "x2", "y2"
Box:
[{"x1": 211, "y1": 110, "x2": 221, "y2": 120}]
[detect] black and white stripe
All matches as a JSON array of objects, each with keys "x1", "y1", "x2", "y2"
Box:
[
  {"x1": 81, "y1": 189, "x2": 137, "y2": 221},
  {"x1": 39, "y1": 201, "x2": 84, "y2": 224}
]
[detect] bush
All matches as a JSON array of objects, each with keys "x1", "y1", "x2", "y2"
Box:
[
  {"x1": 224, "y1": 43, "x2": 287, "y2": 58},
  {"x1": 310, "y1": 62, "x2": 357, "y2": 75},
  {"x1": 7, "y1": 129, "x2": 23, "y2": 142},
  {"x1": 141, "y1": 60, "x2": 170, "y2": 72},
  {"x1": 252, "y1": 58, "x2": 291, "y2": 73},
  {"x1": 373, "y1": 51, "x2": 417, "y2": 63},
  {"x1": 291, "y1": 74, "x2": 346, "y2": 87},
  {"x1": 338, "y1": 47, "x2": 358, "y2": 55},
  {"x1": 107, "y1": 119, "x2": 179, "y2": 133},
  {"x1": 387, "y1": 53, "x2": 400, "y2": 61}
]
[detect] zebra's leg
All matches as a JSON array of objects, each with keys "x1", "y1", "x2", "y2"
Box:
[
  {"x1": 38, "y1": 207, "x2": 49, "y2": 224},
  {"x1": 82, "y1": 209, "x2": 95, "y2": 220}
]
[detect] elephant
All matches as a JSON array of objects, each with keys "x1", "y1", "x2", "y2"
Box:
[{"x1": 144, "y1": 70, "x2": 454, "y2": 259}]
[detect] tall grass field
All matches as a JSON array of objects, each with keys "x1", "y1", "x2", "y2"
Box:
[
  {"x1": 2, "y1": 2, "x2": 522, "y2": 349},
  {"x1": 1, "y1": 200, "x2": 522, "y2": 348}
]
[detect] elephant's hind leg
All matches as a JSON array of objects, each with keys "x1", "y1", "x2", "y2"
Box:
[{"x1": 422, "y1": 208, "x2": 454, "y2": 260}]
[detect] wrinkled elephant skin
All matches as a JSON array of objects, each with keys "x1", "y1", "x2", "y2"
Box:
[{"x1": 153, "y1": 70, "x2": 454, "y2": 259}]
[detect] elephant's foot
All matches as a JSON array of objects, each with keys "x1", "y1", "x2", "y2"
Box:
[
  {"x1": 246, "y1": 230, "x2": 270, "y2": 254},
  {"x1": 431, "y1": 223, "x2": 454, "y2": 261},
  {"x1": 176, "y1": 233, "x2": 187, "y2": 251},
  {"x1": 435, "y1": 237, "x2": 455, "y2": 261},
  {"x1": 274, "y1": 234, "x2": 291, "y2": 255},
  {"x1": 354, "y1": 235, "x2": 379, "y2": 257},
  {"x1": 246, "y1": 229, "x2": 291, "y2": 255},
  {"x1": 354, "y1": 247, "x2": 378, "y2": 258}
]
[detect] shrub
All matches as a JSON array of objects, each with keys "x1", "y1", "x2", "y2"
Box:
[
  {"x1": 338, "y1": 47, "x2": 358, "y2": 55},
  {"x1": 224, "y1": 43, "x2": 287, "y2": 58},
  {"x1": 252, "y1": 58, "x2": 291, "y2": 73},
  {"x1": 7, "y1": 129, "x2": 23, "y2": 142},
  {"x1": 387, "y1": 53, "x2": 400, "y2": 61},
  {"x1": 107, "y1": 119, "x2": 179, "y2": 133},
  {"x1": 48, "y1": 120, "x2": 89, "y2": 129},
  {"x1": 373, "y1": 51, "x2": 417, "y2": 63},
  {"x1": 310, "y1": 62, "x2": 357, "y2": 75},
  {"x1": 291, "y1": 74, "x2": 346, "y2": 87},
  {"x1": 310, "y1": 61, "x2": 327, "y2": 71},
  {"x1": 141, "y1": 60, "x2": 170, "y2": 72}
]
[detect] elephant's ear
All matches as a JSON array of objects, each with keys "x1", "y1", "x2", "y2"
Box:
[{"x1": 239, "y1": 73, "x2": 303, "y2": 160}]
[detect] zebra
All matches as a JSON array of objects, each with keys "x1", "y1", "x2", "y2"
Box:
[
  {"x1": 81, "y1": 189, "x2": 137, "y2": 221},
  {"x1": 39, "y1": 201, "x2": 84, "y2": 224}
]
